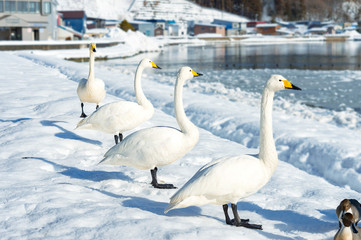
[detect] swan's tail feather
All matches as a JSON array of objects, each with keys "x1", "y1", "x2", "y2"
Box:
[
  {"x1": 98, "y1": 156, "x2": 114, "y2": 165},
  {"x1": 165, "y1": 195, "x2": 211, "y2": 214},
  {"x1": 98, "y1": 154, "x2": 126, "y2": 166},
  {"x1": 164, "y1": 194, "x2": 188, "y2": 213},
  {"x1": 75, "y1": 118, "x2": 92, "y2": 130},
  {"x1": 164, "y1": 203, "x2": 178, "y2": 213}
]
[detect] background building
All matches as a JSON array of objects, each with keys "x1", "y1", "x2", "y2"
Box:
[
  {"x1": 58, "y1": 10, "x2": 86, "y2": 37},
  {"x1": 193, "y1": 23, "x2": 225, "y2": 36},
  {"x1": 0, "y1": 0, "x2": 58, "y2": 40}
]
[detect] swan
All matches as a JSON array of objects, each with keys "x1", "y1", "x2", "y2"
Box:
[
  {"x1": 164, "y1": 75, "x2": 301, "y2": 229},
  {"x1": 334, "y1": 213, "x2": 361, "y2": 240},
  {"x1": 76, "y1": 58, "x2": 161, "y2": 144},
  {"x1": 337, "y1": 199, "x2": 361, "y2": 228},
  {"x1": 99, "y1": 66, "x2": 202, "y2": 189},
  {"x1": 77, "y1": 43, "x2": 106, "y2": 118}
]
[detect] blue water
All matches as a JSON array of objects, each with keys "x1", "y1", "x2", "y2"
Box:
[{"x1": 98, "y1": 42, "x2": 361, "y2": 115}]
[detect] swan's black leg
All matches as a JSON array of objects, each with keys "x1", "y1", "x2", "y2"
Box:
[
  {"x1": 114, "y1": 134, "x2": 123, "y2": 145},
  {"x1": 96, "y1": 104, "x2": 99, "y2": 110},
  {"x1": 223, "y1": 204, "x2": 232, "y2": 225},
  {"x1": 80, "y1": 103, "x2": 87, "y2": 118},
  {"x1": 150, "y1": 167, "x2": 176, "y2": 189},
  {"x1": 231, "y1": 203, "x2": 262, "y2": 230}
]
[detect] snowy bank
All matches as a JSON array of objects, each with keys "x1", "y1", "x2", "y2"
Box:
[{"x1": 1, "y1": 49, "x2": 360, "y2": 239}]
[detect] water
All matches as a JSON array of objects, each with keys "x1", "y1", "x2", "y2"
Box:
[
  {"x1": 142, "y1": 41, "x2": 361, "y2": 71},
  {"x1": 97, "y1": 41, "x2": 361, "y2": 118}
]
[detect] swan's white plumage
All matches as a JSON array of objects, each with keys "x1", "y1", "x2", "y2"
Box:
[
  {"x1": 101, "y1": 127, "x2": 196, "y2": 170},
  {"x1": 166, "y1": 155, "x2": 269, "y2": 211},
  {"x1": 77, "y1": 43, "x2": 106, "y2": 107},
  {"x1": 165, "y1": 74, "x2": 301, "y2": 214},
  {"x1": 76, "y1": 58, "x2": 159, "y2": 135},
  {"x1": 99, "y1": 67, "x2": 200, "y2": 173},
  {"x1": 76, "y1": 100, "x2": 152, "y2": 134}
]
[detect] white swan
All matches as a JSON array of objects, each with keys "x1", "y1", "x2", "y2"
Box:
[
  {"x1": 99, "y1": 66, "x2": 202, "y2": 189},
  {"x1": 164, "y1": 75, "x2": 301, "y2": 229},
  {"x1": 334, "y1": 213, "x2": 361, "y2": 240},
  {"x1": 76, "y1": 58, "x2": 161, "y2": 144},
  {"x1": 77, "y1": 43, "x2": 106, "y2": 118}
]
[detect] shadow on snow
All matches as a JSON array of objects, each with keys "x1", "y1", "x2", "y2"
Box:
[
  {"x1": 40, "y1": 120, "x2": 102, "y2": 145},
  {"x1": 0, "y1": 117, "x2": 32, "y2": 123},
  {"x1": 27, "y1": 157, "x2": 132, "y2": 182},
  {"x1": 22, "y1": 158, "x2": 336, "y2": 238},
  {"x1": 236, "y1": 201, "x2": 336, "y2": 235}
]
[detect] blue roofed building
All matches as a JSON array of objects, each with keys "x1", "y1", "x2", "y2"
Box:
[
  {"x1": 58, "y1": 10, "x2": 86, "y2": 37},
  {"x1": 212, "y1": 19, "x2": 247, "y2": 36},
  {"x1": 129, "y1": 20, "x2": 154, "y2": 36}
]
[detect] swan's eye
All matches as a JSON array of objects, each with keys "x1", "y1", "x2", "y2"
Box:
[{"x1": 279, "y1": 79, "x2": 282, "y2": 82}]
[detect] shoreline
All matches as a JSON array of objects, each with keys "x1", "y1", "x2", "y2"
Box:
[{"x1": 3, "y1": 33, "x2": 359, "y2": 62}]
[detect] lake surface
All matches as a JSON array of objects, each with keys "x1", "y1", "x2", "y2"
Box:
[
  {"x1": 98, "y1": 41, "x2": 361, "y2": 118},
  {"x1": 107, "y1": 41, "x2": 361, "y2": 71}
]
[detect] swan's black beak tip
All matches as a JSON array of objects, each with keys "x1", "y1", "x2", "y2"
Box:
[{"x1": 291, "y1": 84, "x2": 301, "y2": 90}]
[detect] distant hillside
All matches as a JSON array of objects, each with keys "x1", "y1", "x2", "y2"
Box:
[
  {"x1": 190, "y1": 0, "x2": 361, "y2": 22},
  {"x1": 56, "y1": 0, "x2": 133, "y2": 19},
  {"x1": 57, "y1": 0, "x2": 248, "y2": 22},
  {"x1": 129, "y1": 0, "x2": 248, "y2": 22}
]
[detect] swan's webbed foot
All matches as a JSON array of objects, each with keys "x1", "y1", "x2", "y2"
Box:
[
  {"x1": 150, "y1": 167, "x2": 177, "y2": 189},
  {"x1": 151, "y1": 182, "x2": 177, "y2": 189},
  {"x1": 230, "y1": 218, "x2": 250, "y2": 224},
  {"x1": 223, "y1": 204, "x2": 262, "y2": 230},
  {"x1": 231, "y1": 220, "x2": 263, "y2": 230}
]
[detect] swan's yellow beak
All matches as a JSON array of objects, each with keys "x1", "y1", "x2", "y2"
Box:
[
  {"x1": 191, "y1": 70, "x2": 203, "y2": 77},
  {"x1": 91, "y1": 44, "x2": 96, "y2": 52},
  {"x1": 151, "y1": 61, "x2": 161, "y2": 69},
  {"x1": 282, "y1": 80, "x2": 301, "y2": 90}
]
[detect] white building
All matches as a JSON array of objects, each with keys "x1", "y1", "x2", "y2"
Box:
[{"x1": 0, "y1": 0, "x2": 58, "y2": 40}]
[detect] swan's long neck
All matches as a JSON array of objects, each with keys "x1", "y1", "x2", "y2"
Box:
[
  {"x1": 134, "y1": 64, "x2": 150, "y2": 106},
  {"x1": 174, "y1": 75, "x2": 196, "y2": 134},
  {"x1": 88, "y1": 50, "x2": 95, "y2": 81},
  {"x1": 259, "y1": 87, "x2": 278, "y2": 174}
]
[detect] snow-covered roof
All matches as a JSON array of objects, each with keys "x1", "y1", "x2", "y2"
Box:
[
  {"x1": 194, "y1": 22, "x2": 225, "y2": 28},
  {"x1": 86, "y1": 28, "x2": 109, "y2": 34},
  {"x1": 308, "y1": 27, "x2": 328, "y2": 32},
  {"x1": 256, "y1": 23, "x2": 279, "y2": 28}
]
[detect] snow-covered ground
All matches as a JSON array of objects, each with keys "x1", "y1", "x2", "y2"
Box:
[
  {"x1": 56, "y1": 0, "x2": 134, "y2": 19},
  {"x1": 56, "y1": 0, "x2": 248, "y2": 23},
  {"x1": 1, "y1": 40, "x2": 361, "y2": 239}
]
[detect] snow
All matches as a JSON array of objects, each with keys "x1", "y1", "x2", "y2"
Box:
[
  {"x1": 2, "y1": 0, "x2": 360, "y2": 237},
  {"x1": 1, "y1": 39, "x2": 361, "y2": 239},
  {"x1": 21, "y1": 28, "x2": 163, "y2": 60},
  {"x1": 128, "y1": 0, "x2": 248, "y2": 23},
  {"x1": 56, "y1": 0, "x2": 134, "y2": 19},
  {"x1": 56, "y1": 0, "x2": 248, "y2": 23}
]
